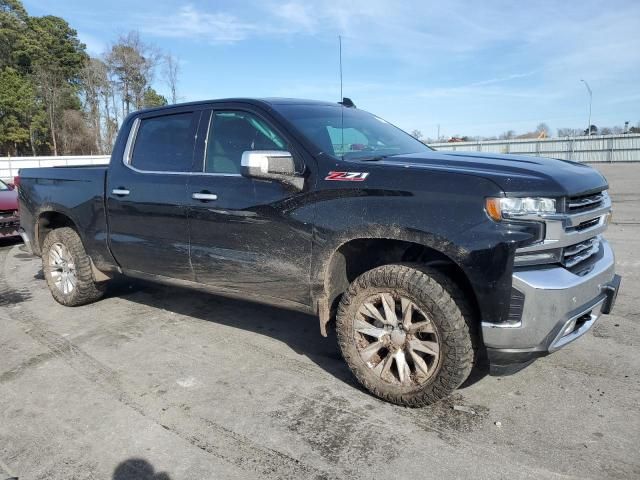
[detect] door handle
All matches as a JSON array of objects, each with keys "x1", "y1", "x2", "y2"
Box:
[
  {"x1": 192, "y1": 192, "x2": 218, "y2": 201},
  {"x1": 112, "y1": 188, "x2": 130, "y2": 196}
]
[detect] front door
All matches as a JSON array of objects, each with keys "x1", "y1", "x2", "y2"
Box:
[
  {"x1": 106, "y1": 109, "x2": 201, "y2": 280},
  {"x1": 187, "y1": 108, "x2": 313, "y2": 305}
]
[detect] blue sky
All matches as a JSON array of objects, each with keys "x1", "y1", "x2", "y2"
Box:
[{"x1": 24, "y1": 0, "x2": 640, "y2": 138}]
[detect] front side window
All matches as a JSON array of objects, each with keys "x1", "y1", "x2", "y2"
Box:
[
  {"x1": 0, "y1": 180, "x2": 8, "y2": 191},
  {"x1": 131, "y1": 112, "x2": 197, "y2": 172},
  {"x1": 204, "y1": 111, "x2": 287, "y2": 174}
]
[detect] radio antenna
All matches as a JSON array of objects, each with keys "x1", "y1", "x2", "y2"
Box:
[
  {"x1": 338, "y1": 35, "x2": 344, "y2": 156},
  {"x1": 339, "y1": 35, "x2": 343, "y2": 101}
]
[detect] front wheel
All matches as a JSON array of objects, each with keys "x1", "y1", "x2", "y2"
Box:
[
  {"x1": 336, "y1": 264, "x2": 475, "y2": 407},
  {"x1": 42, "y1": 227, "x2": 106, "y2": 306}
]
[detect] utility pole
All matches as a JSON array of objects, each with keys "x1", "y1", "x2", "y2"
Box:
[{"x1": 580, "y1": 79, "x2": 592, "y2": 135}]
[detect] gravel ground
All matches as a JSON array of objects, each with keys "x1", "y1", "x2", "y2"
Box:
[{"x1": 0, "y1": 163, "x2": 638, "y2": 480}]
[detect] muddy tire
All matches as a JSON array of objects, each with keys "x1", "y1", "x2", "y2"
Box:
[
  {"x1": 336, "y1": 264, "x2": 475, "y2": 407},
  {"x1": 42, "y1": 227, "x2": 106, "y2": 306}
]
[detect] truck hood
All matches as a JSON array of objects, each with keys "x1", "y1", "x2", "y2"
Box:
[
  {"x1": 378, "y1": 151, "x2": 608, "y2": 197},
  {"x1": 0, "y1": 189, "x2": 18, "y2": 211}
]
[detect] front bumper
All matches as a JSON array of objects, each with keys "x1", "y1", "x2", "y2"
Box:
[
  {"x1": 0, "y1": 214, "x2": 20, "y2": 238},
  {"x1": 482, "y1": 239, "x2": 620, "y2": 375}
]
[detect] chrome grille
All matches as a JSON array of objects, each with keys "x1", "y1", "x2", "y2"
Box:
[
  {"x1": 562, "y1": 237, "x2": 599, "y2": 268},
  {"x1": 568, "y1": 217, "x2": 600, "y2": 232},
  {"x1": 513, "y1": 188, "x2": 610, "y2": 269},
  {"x1": 0, "y1": 210, "x2": 18, "y2": 219},
  {"x1": 562, "y1": 189, "x2": 607, "y2": 267},
  {"x1": 567, "y1": 192, "x2": 604, "y2": 213},
  {"x1": 0, "y1": 220, "x2": 19, "y2": 228}
]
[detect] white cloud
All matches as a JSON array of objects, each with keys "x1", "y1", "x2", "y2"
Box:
[
  {"x1": 133, "y1": 0, "x2": 639, "y2": 137},
  {"x1": 467, "y1": 72, "x2": 537, "y2": 88},
  {"x1": 140, "y1": 5, "x2": 256, "y2": 44},
  {"x1": 273, "y1": 2, "x2": 317, "y2": 32}
]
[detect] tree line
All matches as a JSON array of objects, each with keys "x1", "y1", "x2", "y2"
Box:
[
  {"x1": 0, "y1": 0, "x2": 179, "y2": 156},
  {"x1": 413, "y1": 121, "x2": 640, "y2": 144}
]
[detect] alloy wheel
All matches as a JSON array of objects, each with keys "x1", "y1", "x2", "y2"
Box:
[
  {"x1": 354, "y1": 292, "x2": 441, "y2": 386},
  {"x1": 48, "y1": 242, "x2": 77, "y2": 295}
]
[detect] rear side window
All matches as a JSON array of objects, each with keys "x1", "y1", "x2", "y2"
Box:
[{"x1": 131, "y1": 112, "x2": 198, "y2": 172}]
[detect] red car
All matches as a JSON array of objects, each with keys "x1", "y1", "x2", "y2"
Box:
[{"x1": 0, "y1": 178, "x2": 19, "y2": 238}]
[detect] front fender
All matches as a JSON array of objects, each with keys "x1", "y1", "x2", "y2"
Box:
[{"x1": 307, "y1": 168, "x2": 518, "y2": 328}]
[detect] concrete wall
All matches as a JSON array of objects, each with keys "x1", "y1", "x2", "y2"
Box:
[{"x1": 2, "y1": 135, "x2": 640, "y2": 181}]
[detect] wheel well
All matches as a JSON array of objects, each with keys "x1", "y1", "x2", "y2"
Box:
[
  {"x1": 323, "y1": 238, "x2": 479, "y2": 327},
  {"x1": 37, "y1": 211, "x2": 77, "y2": 251}
]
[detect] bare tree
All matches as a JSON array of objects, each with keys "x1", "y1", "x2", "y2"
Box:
[
  {"x1": 59, "y1": 109, "x2": 93, "y2": 154},
  {"x1": 536, "y1": 123, "x2": 550, "y2": 136},
  {"x1": 557, "y1": 128, "x2": 582, "y2": 137},
  {"x1": 34, "y1": 67, "x2": 60, "y2": 155},
  {"x1": 499, "y1": 130, "x2": 516, "y2": 140},
  {"x1": 103, "y1": 77, "x2": 119, "y2": 152},
  {"x1": 163, "y1": 53, "x2": 180, "y2": 104},
  {"x1": 105, "y1": 31, "x2": 160, "y2": 116},
  {"x1": 81, "y1": 58, "x2": 108, "y2": 153}
]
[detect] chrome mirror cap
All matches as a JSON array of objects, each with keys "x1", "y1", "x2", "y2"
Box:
[
  {"x1": 241, "y1": 151, "x2": 294, "y2": 174},
  {"x1": 240, "y1": 151, "x2": 303, "y2": 190}
]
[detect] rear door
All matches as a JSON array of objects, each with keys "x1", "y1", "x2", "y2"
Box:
[
  {"x1": 186, "y1": 106, "x2": 314, "y2": 305},
  {"x1": 106, "y1": 108, "x2": 202, "y2": 279}
]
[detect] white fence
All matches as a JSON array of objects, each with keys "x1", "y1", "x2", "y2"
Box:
[
  {"x1": 2, "y1": 135, "x2": 640, "y2": 181},
  {"x1": 0, "y1": 155, "x2": 110, "y2": 181},
  {"x1": 429, "y1": 133, "x2": 640, "y2": 163}
]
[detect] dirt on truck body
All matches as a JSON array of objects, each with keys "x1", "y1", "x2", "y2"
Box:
[{"x1": 16, "y1": 97, "x2": 620, "y2": 406}]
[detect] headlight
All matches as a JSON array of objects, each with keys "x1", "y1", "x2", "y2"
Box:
[{"x1": 485, "y1": 197, "x2": 556, "y2": 221}]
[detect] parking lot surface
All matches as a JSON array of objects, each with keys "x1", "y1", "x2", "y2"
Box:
[{"x1": 1, "y1": 164, "x2": 639, "y2": 479}]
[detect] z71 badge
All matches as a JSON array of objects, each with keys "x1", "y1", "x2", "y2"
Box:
[{"x1": 325, "y1": 171, "x2": 370, "y2": 181}]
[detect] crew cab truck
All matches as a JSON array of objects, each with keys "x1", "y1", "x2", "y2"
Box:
[{"x1": 17, "y1": 98, "x2": 621, "y2": 407}]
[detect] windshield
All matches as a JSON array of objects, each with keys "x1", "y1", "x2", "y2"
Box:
[
  {"x1": 273, "y1": 104, "x2": 432, "y2": 160},
  {"x1": 0, "y1": 180, "x2": 9, "y2": 191}
]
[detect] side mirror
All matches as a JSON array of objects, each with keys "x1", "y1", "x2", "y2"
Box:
[
  {"x1": 241, "y1": 150, "x2": 303, "y2": 190},
  {"x1": 7, "y1": 183, "x2": 15, "y2": 190}
]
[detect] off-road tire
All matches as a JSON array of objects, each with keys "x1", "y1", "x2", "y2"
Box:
[
  {"x1": 42, "y1": 227, "x2": 107, "y2": 306},
  {"x1": 336, "y1": 263, "x2": 476, "y2": 407}
]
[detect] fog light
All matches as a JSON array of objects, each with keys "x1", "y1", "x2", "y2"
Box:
[{"x1": 514, "y1": 250, "x2": 561, "y2": 266}]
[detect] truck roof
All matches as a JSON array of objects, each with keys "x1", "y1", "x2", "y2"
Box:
[{"x1": 135, "y1": 97, "x2": 338, "y2": 115}]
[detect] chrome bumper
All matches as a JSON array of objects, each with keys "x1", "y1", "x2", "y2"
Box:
[{"x1": 483, "y1": 239, "x2": 618, "y2": 356}]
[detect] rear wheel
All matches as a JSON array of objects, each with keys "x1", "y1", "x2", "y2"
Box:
[
  {"x1": 42, "y1": 227, "x2": 106, "y2": 306},
  {"x1": 336, "y1": 264, "x2": 475, "y2": 406}
]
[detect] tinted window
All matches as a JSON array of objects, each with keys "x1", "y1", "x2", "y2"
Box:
[
  {"x1": 131, "y1": 112, "x2": 197, "y2": 172},
  {"x1": 204, "y1": 111, "x2": 287, "y2": 174},
  {"x1": 0, "y1": 180, "x2": 8, "y2": 191}
]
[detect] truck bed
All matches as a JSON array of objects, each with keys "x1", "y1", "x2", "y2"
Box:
[{"x1": 18, "y1": 165, "x2": 116, "y2": 270}]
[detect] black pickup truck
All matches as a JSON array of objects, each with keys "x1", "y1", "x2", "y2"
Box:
[{"x1": 17, "y1": 98, "x2": 620, "y2": 406}]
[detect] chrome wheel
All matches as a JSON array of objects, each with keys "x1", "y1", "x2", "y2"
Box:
[
  {"x1": 354, "y1": 293, "x2": 441, "y2": 386},
  {"x1": 48, "y1": 242, "x2": 77, "y2": 295}
]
